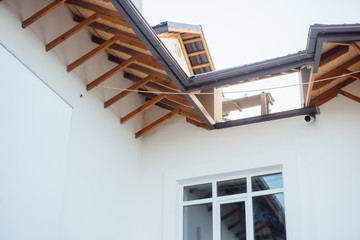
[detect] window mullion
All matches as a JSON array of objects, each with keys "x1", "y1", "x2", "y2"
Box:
[
  {"x1": 212, "y1": 181, "x2": 218, "y2": 240},
  {"x1": 246, "y1": 176, "x2": 254, "y2": 240}
]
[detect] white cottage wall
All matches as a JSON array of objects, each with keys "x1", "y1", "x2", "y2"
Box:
[
  {"x1": 0, "y1": 2, "x2": 143, "y2": 240},
  {"x1": 141, "y1": 94, "x2": 360, "y2": 240}
]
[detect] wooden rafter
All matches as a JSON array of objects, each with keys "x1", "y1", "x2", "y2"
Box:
[
  {"x1": 178, "y1": 109, "x2": 204, "y2": 123},
  {"x1": 310, "y1": 77, "x2": 356, "y2": 106},
  {"x1": 339, "y1": 90, "x2": 360, "y2": 103},
  {"x1": 108, "y1": 55, "x2": 171, "y2": 81},
  {"x1": 67, "y1": 35, "x2": 118, "y2": 72},
  {"x1": 319, "y1": 46, "x2": 349, "y2": 67},
  {"x1": 22, "y1": 0, "x2": 66, "y2": 29},
  {"x1": 87, "y1": 56, "x2": 136, "y2": 91},
  {"x1": 124, "y1": 72, "x2": 179, "y2": 93},
  {"x1": 139, "y1": 92, "x2": 198, "y2": 115},
  {"x1": 73, "y1": 15, "x2": 146, "y2": 49},
  {"x1": 327, "y1": 41, "x2": 352, "y2": 46},
  {"x1": 166, "y1": 95, "x2": 192, "y2": 108},
  {"x1": 104, "y1": 76, "x2": 152, "y2": 108},
  {"x1": 92, "y1": 36, "x2": 162, "y2": 70},
  {"x1": 343, "y1": 69, "x2": 360, "y2": 80},
  {"x1": 352, "y1": 42, "x2": 360, "y2": 55},
  {"x1": 121, "y1": 94, "x2": 166, "y2": 124},
  {"x1": 199, "y1": 34, "x2": 215, "y2": 71},
  {"x1": 313, "y1": 55, "x2": 360, "y2": 90},
  {"x1": 135, "y1": 109, "x2": 180, "y2": 139},
  {"x1": 65, "y1": 0, "x2": 126, "y2": 23},
  {"x1": 186, "y1": 118, "x2": 211, "y2": 130},
  {"x1": 46, "y1": 13, "x2": 100, "y2": 51}
]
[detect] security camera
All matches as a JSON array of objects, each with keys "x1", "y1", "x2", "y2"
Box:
[{"x1": 304, "y1": 115, "x2": 315, "y2": 123}]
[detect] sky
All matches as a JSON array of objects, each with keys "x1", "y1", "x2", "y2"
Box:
[{"x1": 141, "y1": 0, "x2": 360, "y2": 118}]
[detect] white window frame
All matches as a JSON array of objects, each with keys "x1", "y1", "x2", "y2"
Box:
[{"x1": 179, "y1": 170, "x2": 285, "y2": 240}]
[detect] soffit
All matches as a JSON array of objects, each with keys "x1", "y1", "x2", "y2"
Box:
[{"x1": 307, "y1": 40, "x2": 360, "y2": 106}]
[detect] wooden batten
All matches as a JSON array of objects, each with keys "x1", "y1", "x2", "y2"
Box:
[
  {"x1": 339, "y1": 90, "x2": 360, "y2": 103},
  {"x1": 87, "y1": 56, "x2": 136, "y2": 91},
  {"x1": 66, "y1": 0, "x2": 123, "y2": 20},
  {"x1": 178, "y1": 110, "x2": 204, "y2": 123},
  {"x1": 121, "y1": 94, "x2": 167, "y2": 124},
  {"x1": 192, "y1": 63, "x2": 210, "y2": 70},
  {"x1": 46, "y1": 13, "x2": 100, "y2": 51},
  {"x1": 188, "y1": 50, "x2": 206, "y2": 57},
  {"x1": 67, "y1": 35, "x2": 118, "y2": 72},
  {"x1": 310, "y1": 77, "x2": 356, "y2": 106},
  {"x1": 313, "y1": 55, "x2": 360, "y2": 90},
  {"x1": 104, "y1": 76, "x2": 152, "y2": 108},
  {"x1": 319, "y1": 46, "x2": 349, "y2": 67},
  {"x1": 183, "y1": 38, "x2": 202, "y2": 44},
  {"x1": 352, "y1": 42, "x2": 360, "y2": 55},
  {"x1": 22, "y1": 0, "x2": 66, "y2": 28},
  {"x1": 124, "y1": 72, "x2": 179, "y2": 92},
  {"x1": 135, "y1": 109, "x2": 180, "y2": 138}
]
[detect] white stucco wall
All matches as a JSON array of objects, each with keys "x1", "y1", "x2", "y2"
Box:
[
  {"x1": 0, "y1": 2, "x2": 143, "y2": 240},
  {"x1": 140, "y1": 94, "x2": 360, "y2": 240},
  {"x1": 2, "y1": 1, "x2": 360, "y2": 240}
]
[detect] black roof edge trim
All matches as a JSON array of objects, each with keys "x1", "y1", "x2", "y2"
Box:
[
  {"x1": 185, "y1": 58, "x2": 314, "y2": 92},
  {"x1": 110, "y1": 0, "x2": 214, "y2": 129},
  {"x1": 214, "y1": 106, "x2": 320, "y2": 129}
]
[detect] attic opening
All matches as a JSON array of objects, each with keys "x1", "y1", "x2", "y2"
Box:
[{"x1": 221, "y1": 72, "x2": 301, "y2": 121}]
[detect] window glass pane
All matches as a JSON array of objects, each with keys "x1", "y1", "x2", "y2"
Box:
[
  {"x1": 251, "y1": 173, "x2": 283, "y2": 192},
  {"x1": 184, "y1": 183, "x2": 212, "y2": 201},
  {"x1": 253, "y1": 193, "x2": 286, "y2": 240},
  {"x1": 183, "y1": 203, "x2": 213, "y2": 240},
  {"x1": 217, "y1": 178, "x2": 247, "y2": 196},
  {"x1": 220, "y1": 202, "x2": 246, "y2": 240}
]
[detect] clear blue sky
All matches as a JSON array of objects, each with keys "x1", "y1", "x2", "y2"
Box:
[{"x1": 142, "y1": 0, "x2": 360, "y2": 117}]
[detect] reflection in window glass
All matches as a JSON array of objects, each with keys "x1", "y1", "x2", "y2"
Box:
[
  {"x1": 184, "y1": 183, "x2": 212, "y2": 201},
  {"x1": 217, "y1": 178, "x2": 247, "y2": 196},
  {"x1": 252, "y1": 173, "x2": 283, "y2": 192},
  {"x1": 183, "y1": 203, "x2": 213, "y2": 240},
  {"x1": 220, "y1": 202, "x2": 246, "y2": 240},
  {"x1": 253, "y1": 193, "x2": 286, "y2": 240}
]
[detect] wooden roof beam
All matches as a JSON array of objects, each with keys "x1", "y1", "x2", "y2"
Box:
[
  {"x1": 327, "y1": 41, "x2": 352, "y2": 46},
  {"x1": 108, "y1": 55, "x2": 171, "y2": 81},
  {"x1": 310, "y1": 77, "x2": 356, "y2": 106},
  {"x1": 124, "y1": 72, "x2": 179, "y2": 92},
  {"x1": 46, "y1": 13, "x2": 100, "y2": 51},
  {"x1": 92, "y1": 36, "x2": 162, "y2": 70},
  {"x1": 104, "y1": 76, "x2": 152, "y2": 108},
  {"x1": 121, "y1": 94, "x2": 166, "y2": 124},
  {"x1": 65, "y1": 0, "x2": 126, "y2": 23},
  {"x1": 22, "y1": 0, "x2": 66, "y2": 29},
  {"x1": 67, "y1": 35, "x2": 118, "y2": 72},
  {"x1": 319, "y1": 45, "x2": 349, "y2": 67},
  {"x1": 339, "y1": 90, "x2": 360, "y2": 103},
  {"x1": 87, "y1": 56, "x2": 136, "y2": 91},
  {"x1": 178, "y1": 109, "x2": 204, "y2": 123},
  {"x1": 313, "y1": 55, "x2": 360, "y2": 90},
  {"x1": 135, "y1": 109, "x2": 180, "y2": 139},
  {"x1": 343, "y1": 69, "x2": 360, "y2": 81},
  {"x1": 185, "y1": 118, "x2": 211, "y2": 130},
  {"x1": 73, "y1": 15, "x2": 146, "y2": 49}
]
